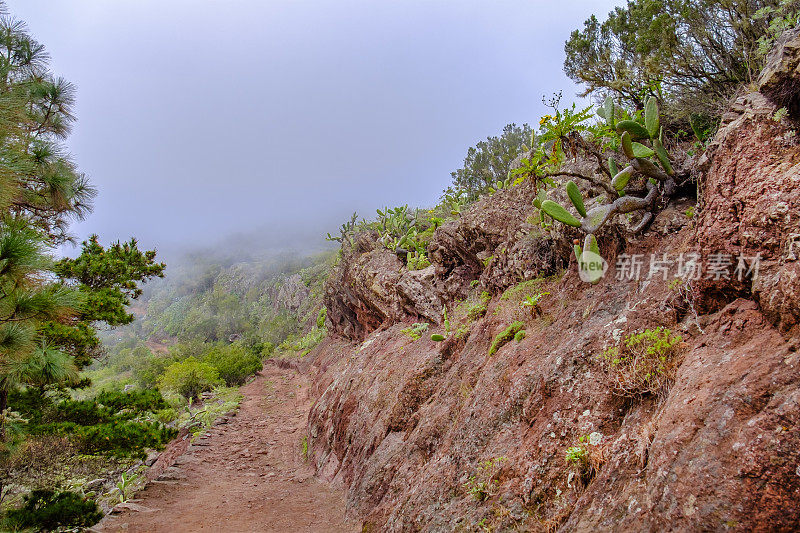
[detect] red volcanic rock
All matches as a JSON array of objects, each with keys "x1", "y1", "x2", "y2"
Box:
[{"x1": 309, "y1": 30, "x2": 800, "y2": 532}]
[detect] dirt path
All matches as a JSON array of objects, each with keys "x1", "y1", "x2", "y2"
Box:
[{"x1": 97, "y1": 364, "x2": 356, "y2": 533}]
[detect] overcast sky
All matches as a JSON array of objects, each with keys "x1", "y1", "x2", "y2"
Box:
[{"x1": 7, "y1": 0, "x2": 620, "y2": 258}]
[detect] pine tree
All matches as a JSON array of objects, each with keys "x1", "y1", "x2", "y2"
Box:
[
  {"x1": 0, "y1": 219, "x2": 79, "y2": 415},
  {"x1": 563, "y1": 0, "x2": 800, "y2": 118},
  {"x1": 0, "y1": 2, "x2": 164, "y2": 423},
  {"x1": 449, "y1": 123, "x2": 532, "y2": 201},
  {"x1": 0, "y1": 5, "x2": 95, "y2": 244},
  {"x1": 43, "y1": 235, "x2": 166, "y2": 367}
]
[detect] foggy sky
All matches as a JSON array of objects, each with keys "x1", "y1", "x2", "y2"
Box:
[{"x1": 7, "y1": 0, "x2": 620, "y2": 259}]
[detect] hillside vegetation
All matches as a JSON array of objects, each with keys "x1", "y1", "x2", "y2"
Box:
[
  {"x1": 0, "y1": 0, "x2": 336, "y2": 524},
  {"x1": 305, "y1": 3, "x2": 800, "y2": 531},
  {"x1": 1, "y1": 0, "x2": 800, "y2": 530}
]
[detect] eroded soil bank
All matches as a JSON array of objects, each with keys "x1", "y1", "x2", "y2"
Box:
[{"x1": 302, "y1": 30, "x2": 800, "y2": 533}]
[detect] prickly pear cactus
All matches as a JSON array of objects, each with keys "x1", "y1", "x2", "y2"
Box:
[{"x1": 534, "y1": 96, "x2": 678, "y2": 283}]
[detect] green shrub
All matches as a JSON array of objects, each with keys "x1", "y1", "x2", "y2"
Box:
[
  {"x1": 400, "y1": 323, "x2": 429, "y2": 340},
  {"x1": 78, "y1": 420, "x2": 177, "y2": 458},
  {"x1": 464, "y1": 291, "x2": 491, "y2": 321},
  {"x1": 463, "y1": 457, "x2": 508, "y2": 502},
  {"x1": 49, "y1": 389, "x2": 166, "y2": 427},
  {"x1": 28, "y1": 420, "x2": 76, "y2": 439},
  {"x1": 522, "y1": 292, "x2": 548, "y2": 306},
  {"x1": 454, "y1": 323, "x2": 471, "y2": 340},
  {"x1": 34, "y1": 419, "x2": 176, "y2": 458},
  {"x1": 201, "y1": 344, "x2": 262, "y2": 386},
  {"x1": 181, "y1": 386, "x2": 242, "y2": 437},
  {"x1": 3, "y1": 490, "x2": 103, "y2": 531},
  {"x1": 96, "y1": 389, "x2": 168, "y2": 412},
  {"x1": 300, "y1": 435, "x2": 308, "y2": 461},
  {"x1": 8, "y1": 388, "x2": 52, "y2": 426},
  {"x1": 155, "y1": 407, "x2": 179, "y2": 424},
  {"x1": 278, "y1": 326, "x2": 326, "y2": 356},
  {"x1": 407, "y1": 252, "x2": 431, "y2": 270},
  {"x1": 260, "y1": 341, "x2": 275, "y2": 358},
  {"x1": 565, "y1": 433, "x2": 605, "y2": 486},
  {"x1": 259, "y1": 310, "x2": 302, "y2": 346},
  {"x1": 157, "y1": 357, "x2": 223, "y2": 400},
  {"x1": 565, "y1": 445, "x2": 588, "y2": 467},
  {"x1": 599, "y1": 327, "x2": 684, "y2": 398},
  {"x1": 449, "y1": 123, "x2": 533, "y2": 200},
  {"x1": 132, "y1": 353, "x2": 178, "y2": 389},
  {"x1": 51, "y1": 399, "x2": 112, "y2": 425},
  {"x1": 501, "y1": 280, "x2": 539, "y2": 301},
  {"x1": 488, "y1": 321, "x2": 525, "y2": 356}
]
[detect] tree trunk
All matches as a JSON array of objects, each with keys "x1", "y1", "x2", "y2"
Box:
[{"x1": 0, "y1": 387, "x2": 7, "y2": 441}]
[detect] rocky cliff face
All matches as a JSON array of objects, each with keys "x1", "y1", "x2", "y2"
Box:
[
  {"x1": 324, "y1": 183, "x2": 570, "y2": 343},
  {"x1": 694, "y1": 29, "x2": 800, "y2": 331},
  {"x1": 305, "y1": 34, "x2": 800, "y2": 532}
]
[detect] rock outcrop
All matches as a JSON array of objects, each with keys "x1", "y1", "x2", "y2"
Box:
[
  {"x1": 274, "y1": 273, "x2": 310, "y2": 312},
  {"x1": 324, "y1": 233, "x2": 443, "y2": 341},
  {"x1": 695, "y1": 43, "x2": 800, "y2": 330},
  {"x1": 307, "y1": 31, "x2": 800, "y2": 532},
  {"x1": 324, "y1": 182, "x2": 570, "y2": 341}
]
